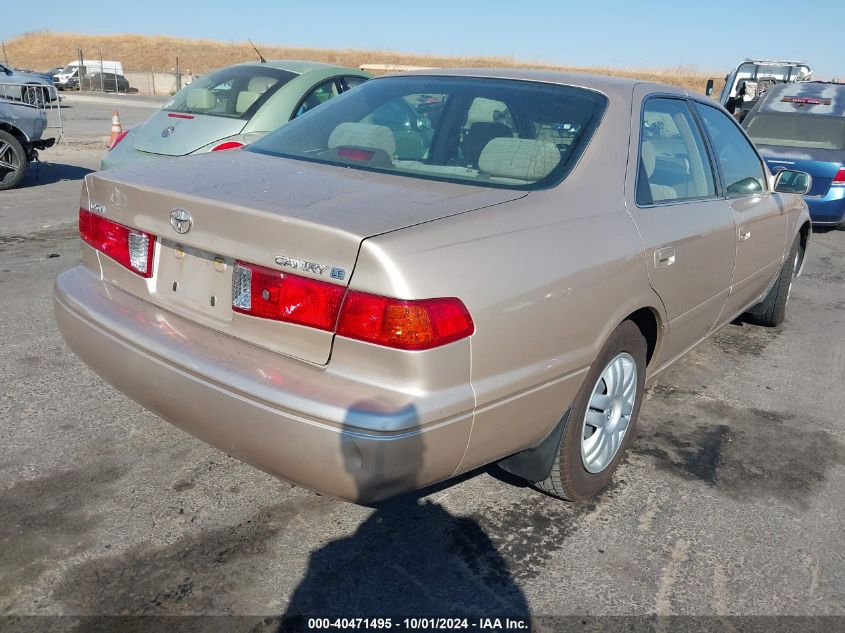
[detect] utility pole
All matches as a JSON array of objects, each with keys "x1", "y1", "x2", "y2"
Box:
[
  {"x1": 1, "y1": 41, "x2": 9, "y2": 66},
  {"x1": 176, "y1": 56, "x2": 182, "y2": 91},
  {"x1": 77, "y1": 48, "x2": 85, "y2": 88}
]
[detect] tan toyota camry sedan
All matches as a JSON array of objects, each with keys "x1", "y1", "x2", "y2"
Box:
[{"x1": 55, "y1": 69, "x2": 812, "y2": 504}]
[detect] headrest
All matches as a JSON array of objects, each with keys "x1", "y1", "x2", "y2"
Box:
[
  {"x1": 248, "y1": 77, "x2": 277, "y2": 93},
  {"x1": 641, "y1": 140, "x2": 656, "y2": 177},
  {"x1": 328, "y1": 122, "x2": 396, "y2": 156},
  {"x1": 186, "y1": 88, "x2": 215, "y2": 110},
  {"x1": 478, "y1": 137, "x2": 560, "y2": 181},
  {"x1": 466, "y1": 97, "x2": 506, "y2": 125}
]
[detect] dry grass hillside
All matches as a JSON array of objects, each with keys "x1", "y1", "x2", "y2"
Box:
[{"x1": 5, "y1": 31, "x2": 712, "y2": 93}]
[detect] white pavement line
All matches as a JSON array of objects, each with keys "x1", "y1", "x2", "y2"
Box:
[
  {"x1": 655, "y1": 539, "x2": 691, "y2": 616},
  {"x1": 62, "y1": 94, "x2": 163, "y2": 109}
]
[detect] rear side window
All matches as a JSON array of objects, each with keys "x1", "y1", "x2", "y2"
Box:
[
  {"x1": 164, "y1": 66, "x2": 296, "y2": 119},
  {"x1": 342, "y1": 76, "x2": 368, "y2": 90},
  {"x1": 293, "y1": 79, "x2": 341, "y2": 119},
  {"x1": 637, "y1": 98, "x2": 716, "y2": 205},
  {"x1": 693, "y1": 102, "x2": 767, "y2": 196}
]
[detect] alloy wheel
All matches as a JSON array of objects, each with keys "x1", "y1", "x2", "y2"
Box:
[{"x1": 581, "y1": 352, "x2": 637, "y2": 473}]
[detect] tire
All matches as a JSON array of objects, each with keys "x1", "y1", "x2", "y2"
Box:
[
  {"x1": 536, "y1": 320, "x2": 647, "y2": 501},
  {"x1": 22, "y1": 84, "x2": 47, "y2": 108},
  {"x1": 0, "y1": 130, "x2": 28, "y2": 191},
  {"x1": 744, "y1": 238, "x2": 801, "y2": 327},
  {"x1": 835, "y1": 220, "x2": 845, "y2": 232}
]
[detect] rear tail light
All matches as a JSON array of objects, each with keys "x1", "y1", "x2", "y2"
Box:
[
  {"x1": 108, "y1": 129, "x2": 129, "y2": 151},
  {"x1": 232, "y1": 261, "x2": 344, "y2": 330},
  {"x1": 337, "y1": 292, "x2": 474, "y2": 350},
  {"x1": 211, "y1": 141, "x2": 244, "y2": 152},
  {"x1": 832, "y1": 167, "x2": 845, "y2": 186},
  {"x1": 232, "y1": 260, "x2": 474, "y2": 349},
  {"x1": 79, "y1": 208, "x2": 155, "y2": 278}
]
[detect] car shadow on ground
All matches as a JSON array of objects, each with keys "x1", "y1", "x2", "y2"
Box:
[
  {"x1": 21, "y1": 161, "x2": 94, "y2": 187},
  {"x1": 277, "y1": 403, "x2": 530, "y2": 631}
]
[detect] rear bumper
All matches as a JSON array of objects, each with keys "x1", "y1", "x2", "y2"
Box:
[
  {"x1": 806, "y1": 188, "x2": 845, "y2": 226},
  {"x1": 54, "y1": 266, "x2": 472, "y2": 503}
]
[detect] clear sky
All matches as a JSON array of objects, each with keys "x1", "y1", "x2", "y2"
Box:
[{"x1": 2, "y1": 0, "x2": 840, "y2": 79}]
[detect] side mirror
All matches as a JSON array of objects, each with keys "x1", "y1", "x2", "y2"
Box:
[
  {"x1": 773, "y1": 169, "x2": 812, "y2": 195},
  {"x1": 705, "y1": 79, "x2": 714, "y2": 96}
]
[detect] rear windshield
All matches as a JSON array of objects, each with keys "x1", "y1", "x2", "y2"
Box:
[
  {"x1": 163, "y1": 66, "x2": 297, "y2": 120},
  {"x1": 744, "y1": 112, "x2": 845, "y2": 151},
  {"x1": 247, "y1": 76, "x2": 608, "y2": 189}
]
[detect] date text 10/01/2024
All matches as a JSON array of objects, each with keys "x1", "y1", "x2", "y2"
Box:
[{"x1": 306, "y1": 617, "x2": 530, "y2": 630}]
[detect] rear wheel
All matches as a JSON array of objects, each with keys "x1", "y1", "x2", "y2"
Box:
[
  {"x1": 835, "y1": 220, "x2": 845, "y2": 232},
  {"x1": 744, "y1": 238, "x2": 801, "y2": 327},
  {"x1": 0, "y1": 130, "x2": 27, "y2": 191},
  {"x1": 536, "y1": 320, "x2": 647, "y2": 501}
]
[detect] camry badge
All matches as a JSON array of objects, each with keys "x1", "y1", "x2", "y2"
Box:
[
  {"x1": 161, "y1": 126, "x2": 175, "y2": 138},
  {"x1": 170, "y1": 208, "x2": 192, "y2": 234},
  {"x1": 275, "y1": 255, "x2": 344, "y2": 279}
]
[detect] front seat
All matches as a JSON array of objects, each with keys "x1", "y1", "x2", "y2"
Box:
[
  {"x1": 461, "y1": 122, "x2": 513, "y2": 167},
  {"x1": 641, "y1": 140, "x2": 677, "y2": 202}
]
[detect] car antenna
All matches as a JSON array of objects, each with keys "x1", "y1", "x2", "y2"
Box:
[{"x1": 248, "y1": 39, "x2": 267, "y2": 64}]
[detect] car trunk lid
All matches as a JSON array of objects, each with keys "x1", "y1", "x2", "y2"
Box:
[
  {"x1": 83, "y1": 150, "x2": 525, "y2": 364},
  {"x1": 132, "y1": 110, "x2": 246, "y2": 156}
]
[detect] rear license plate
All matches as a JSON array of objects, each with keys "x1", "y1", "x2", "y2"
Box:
[{"x1": 156, "y1": 239, "x2": 234, "y2": 322}]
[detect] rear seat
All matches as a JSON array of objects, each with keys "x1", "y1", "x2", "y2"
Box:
[{"x1": 478, "y1": 137, "x2": 561, "y2": 182}]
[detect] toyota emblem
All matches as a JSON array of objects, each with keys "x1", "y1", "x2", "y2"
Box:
[{"x1": 170, "y1": 208, "x2": 192, "y2": 234}]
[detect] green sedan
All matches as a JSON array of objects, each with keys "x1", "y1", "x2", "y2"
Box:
[{"x1": 102, "y1": 60, "x2": 370, "y2": 169}]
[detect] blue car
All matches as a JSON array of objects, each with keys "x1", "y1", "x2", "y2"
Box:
[{"x1": 743, "y1": 81, "x2": 845, "y2": 229}]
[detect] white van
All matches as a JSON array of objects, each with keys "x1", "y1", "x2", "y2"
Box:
[{"x1": 53, "y1": 60, "x2": 123, "y2": 90}]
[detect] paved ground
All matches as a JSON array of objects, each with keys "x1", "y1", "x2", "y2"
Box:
[{"x1": 0, "y1": 97, "x2": 843, "y2": 632}]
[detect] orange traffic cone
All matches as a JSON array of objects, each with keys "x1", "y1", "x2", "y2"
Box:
[{"x1": 108, "y1": 110, "x2": 123, "y2": 148}]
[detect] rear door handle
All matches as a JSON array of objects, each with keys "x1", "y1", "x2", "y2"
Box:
[
  {"x1": 655, "y1": 246, "x2": 676, "y2": 268},
  {"x1": 739, "y1": 225, "x2": 752, "y2": 242}
]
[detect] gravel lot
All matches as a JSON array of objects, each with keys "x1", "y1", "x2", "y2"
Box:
[{"x1": 1, "y1": 96, "x2": 843, "y2": 632}]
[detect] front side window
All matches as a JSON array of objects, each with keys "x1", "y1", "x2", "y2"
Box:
[
  {"x1": 248, "y1": 76, "x2": 608, "y2": 190},
  {"x1": 637, "y1": 98, "x2": 716, "y2": 205},
  {"x1": 164, "y1": 66, "x2": 296, "y2": 119},
  {"x1": 693, "y1": 102, "x2": 766, "y2": 196}
]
